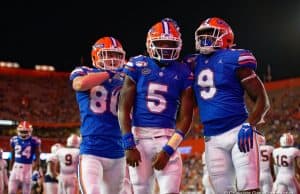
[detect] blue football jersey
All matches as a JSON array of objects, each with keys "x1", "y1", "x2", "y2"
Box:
[
  {"x1": 124, "y1": 55, "x2": 194, "y2": 129},
  {"x1": 10, "y1": 136, "x2": 41, "y2": 164},
  {"x1": 70, "y1": 66, "x2": 124, "y2": 159},
  {"x1": 188, "y1": 49, "x2": 257, "y2": 136}
]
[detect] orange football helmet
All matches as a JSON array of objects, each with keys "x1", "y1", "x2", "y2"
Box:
[
  {"x1": 91, "y1": 36, "x2": 126, "y2": 70},
  {"x1": 17, "y1": 121, "x2": 33, "y2": 139},
  {"x1": 195, "y1": 17, "x2": 235, "y2": 54},
  {"x1": 146, "y1": 18, "x2": 182, "y2": 61}
]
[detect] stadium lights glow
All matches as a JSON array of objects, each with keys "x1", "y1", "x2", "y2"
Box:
[
  {"x1": 0, "y1": 120, "x2": 17, "y2": 126},
  {"x1": 0, "y1": 61, "x2": 20, "y2": 68},
  {"x1": 35, "y1": 65, "x2": 55, "y2": 71}
]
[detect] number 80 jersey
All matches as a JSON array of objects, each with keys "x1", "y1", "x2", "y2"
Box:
[
  {"x1": 10, "y1": 136, "x2": 41, "y2": 164},
  {"x1": 70, "y1": 66, "x2": 124, "y2": 137}
]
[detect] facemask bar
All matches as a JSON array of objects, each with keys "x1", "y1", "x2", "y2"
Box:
[
  {"x1": 195, "y1": 27, "x2": 226, "y2": 54},
  {"x1": 149, "y1": 39, "x2": 181, "y2": 61},
  {"x1": 95, "y1": 49, "x2": 125, "y2": 70}
]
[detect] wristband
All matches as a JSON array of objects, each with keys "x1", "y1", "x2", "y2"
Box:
[
  {"x1": 122, "y1": 132, "x2": 136, "y2": 150},
  {"x1": 167, "y1": 129, "x2": 184, "y2": 149},
  {"x1": 162, "y1": 144, "x2": 175, "y2": 156},
  {"x1": 162, "y1": 129, "x2": 185, "y2": 156}
]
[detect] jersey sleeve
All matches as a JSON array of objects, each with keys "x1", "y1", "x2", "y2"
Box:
[
  {"x1": 69, "y1": 66, "x2": 94, "y2": 81},
  {"x1": 236, "y1": 50, "x2": 257, "y2": 71},
  {"x1": 181, "y1": 63, "x2": 194, "y2": 89},
  {"x1": 123, "y1": 56, "x2": 142, "y2": 83},
  {"x1": 10, "y1": 136, "x2": 16, "y2": 147},
  {"x1": 32, "y1": 136, "x2": 41, "y2": 147}
]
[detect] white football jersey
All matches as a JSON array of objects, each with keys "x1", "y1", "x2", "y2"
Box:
[
  {"x1": 55, "y1": 147, "x2": 80, "y2": 175},
  {"x1": 259, "y1": 145, "x2": 274, "y2": 172},
  {"x1": 46, "y1": 153, "x2": 59, "y2": 176},
  {"x1": 273, "y1": 147, "x2": 300, "y2": 176}
]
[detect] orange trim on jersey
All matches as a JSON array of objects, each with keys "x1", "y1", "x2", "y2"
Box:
[{"x1": 78, "y1": 156, "x2": 87, "y2": 194}]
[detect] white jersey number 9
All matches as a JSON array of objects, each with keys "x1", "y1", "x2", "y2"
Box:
[{"x1": 197, "y1": 69, "x2": 216, "y2": 99}]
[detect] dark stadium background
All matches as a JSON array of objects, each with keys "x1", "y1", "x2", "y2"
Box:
[{"x1": 0, "y1": 1, "x2": 300, "y2": 80}]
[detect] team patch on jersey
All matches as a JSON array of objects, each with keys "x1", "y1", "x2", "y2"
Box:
[
  {"x1": 136, "y1": 61, "x2": 148, "y2": 67},
  {"x1": 142, "y1": 68, "x2": 151, "y2": 75}
]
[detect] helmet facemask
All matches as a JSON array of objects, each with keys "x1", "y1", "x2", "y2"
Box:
[
  {"x1": 17, "y1": 122, "x2": 33, "y2": 140},
  {"x1": 195, "y1": 27, "x2": 227, "y2": 54},
  {"x1": 149, "y1": 39, "x2": 181, "y2": 61},
  {"x1": 94, "y1": 49, "x2": 125, "y2": 70}
]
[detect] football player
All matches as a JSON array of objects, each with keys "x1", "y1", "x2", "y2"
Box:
[
  {"x1": 272, "y1": 133, "x2": 300, "y2": 193},
  {"x1": 54, "y1": 134, "x2": 80, "y2": 194},
  {"x1": 8, "y1": 121, "x2": 41, "y2": 194},
  {"x1": 0, "y1": 148, "x2": 8, "y2": 193},
  {"x1": 70, "y1": 36, "x2": 126, "y2": 194},
  {"x1": 257, "y1": 134, "x2": 274, "y2": 192},
  {"x1": 118, "y1": 18, "x2": 194, "y2": 194},
  {"x1": 44, "y1": 143, "x2": 62, "y2": 194},
  {"x1": 185, "y1": 17, "x2": 270, "y2": 193}
]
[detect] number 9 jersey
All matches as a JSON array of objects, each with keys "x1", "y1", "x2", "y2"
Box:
[{"x1": 185, "y1": 49, "x2": 257, "y2": 136}]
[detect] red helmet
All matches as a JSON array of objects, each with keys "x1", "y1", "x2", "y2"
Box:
[
  {"x1": 146, "y1": 18, "x2": 182, "y2": 61},
  {"x1": 91, "y1": 36, "x2": 126, "y2": 70},
  {"x1": 17, "y1": 121, "x2": 33, "y2": 139},
  {"x1": 195, "y1": 17, "x2": 235, "y2": 54}
]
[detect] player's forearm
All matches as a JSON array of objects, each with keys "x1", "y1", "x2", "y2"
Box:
[
  {"x1": 118, "y1": 78, "x2": 136, "y2": 134},
  {"x1": 73, "y1": 72, "x2": 110, "y2": 91},
  {"x1": 248, "y1": 89, "x2": 270, "y2": 126},
  {"x1": 118, "y1": 98, "x2": 134, "y2": 134}
]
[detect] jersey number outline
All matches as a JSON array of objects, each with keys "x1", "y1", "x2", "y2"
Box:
[
  {"x1": 15, "y1": 145, "x2": 31, "y2": 159},
  {"x1": 65, "y1": 154, "x2": 72, "y2": 166},
  {"x1": 275, "y1": 155, "x2": 288, "y2": 167},
  {"x1": 90, "y1": 85, "x2": 120, "y2": 115},
  {"x1": 260, "y1": 149, "x2": 269, "y2": 162},
  {"x1": 147, "y1": 83, "x2": 168, "y2": 113},
  {"x1": 197, "y1": 68, "x2": 216, "y2": 99}
]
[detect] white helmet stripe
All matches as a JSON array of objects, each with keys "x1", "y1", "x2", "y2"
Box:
[
  {"x1": 110, "y1": 37, "x2": 117, "y2": 48},
  {"x1": 162, "y1": 21, "x2": 169, "y2": 34}
]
